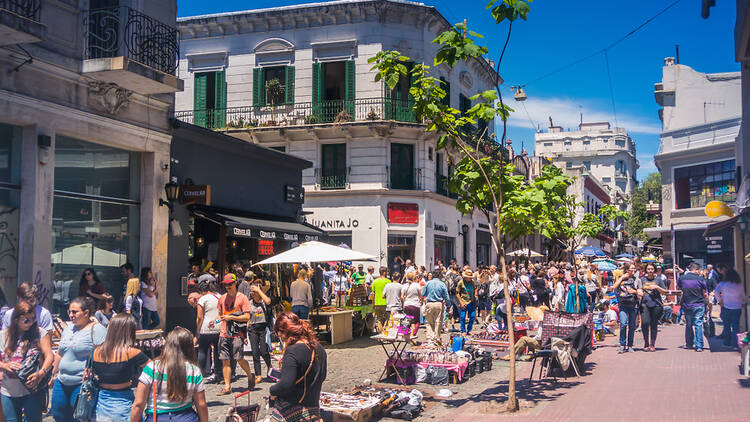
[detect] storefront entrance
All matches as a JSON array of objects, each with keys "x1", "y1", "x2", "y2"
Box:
[
  {"x1": 675, "y1": 227, "x2": 734, "y2": 268},
  {"x1": 434, "y1": 235, "x2": 455, "y2": 266},
  {"x1": 476, "y1": 230, "x2": 491, "y2": 266},
  {"x1": 388, "y1": 233, "x2": 415, "y2": 267}
]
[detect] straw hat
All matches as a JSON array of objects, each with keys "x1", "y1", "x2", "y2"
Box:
[{"x1": 462, "y1": 269, "x2": 474, "y2": 279}]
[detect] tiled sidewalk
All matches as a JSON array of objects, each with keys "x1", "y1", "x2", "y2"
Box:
[{"x1": 441, "y1": 323, "x2": 749, "y2": 422}]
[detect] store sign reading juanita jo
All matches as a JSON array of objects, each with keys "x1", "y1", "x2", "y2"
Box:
[
  {"x1": 309, "y1": 217, "x2": 360, "y2": 230},
  {"x1": 231, "y1": 226, "x2": 319, "y2": 242}
]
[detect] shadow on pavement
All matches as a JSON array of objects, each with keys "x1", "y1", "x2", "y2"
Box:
[{"x1": 738, "y1": 378, "x2": 750, "y2": 388}]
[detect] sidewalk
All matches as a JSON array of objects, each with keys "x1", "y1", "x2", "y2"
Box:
[{"x1": 440, "y1": 322, "x2": 749, "y2": 422}]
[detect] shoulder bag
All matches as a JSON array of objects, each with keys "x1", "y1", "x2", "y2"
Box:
[{"x1": 73, "y1": 325, "x2": 99, "y2": 422}]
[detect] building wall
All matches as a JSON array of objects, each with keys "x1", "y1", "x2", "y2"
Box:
[{"x1": 0, "y1": 0, "x2": 177, "y2": 315}]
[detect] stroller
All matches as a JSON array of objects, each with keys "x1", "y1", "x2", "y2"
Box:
[{"x1": 222, "y1": 391, "x2": 260, "y2": 422}]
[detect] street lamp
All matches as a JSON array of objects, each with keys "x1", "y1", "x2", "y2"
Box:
[{"x1": 159, "y1": 181, "x2": 180, "y2": 212}]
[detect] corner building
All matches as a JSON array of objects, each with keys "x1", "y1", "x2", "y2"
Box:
[{"x1": 176, "y1": 0, "x2": 500, "y2": 268}]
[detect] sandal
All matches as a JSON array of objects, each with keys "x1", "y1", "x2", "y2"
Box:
[{"x1": 217, "y1": 388, "x2": 232, "y2": 396}]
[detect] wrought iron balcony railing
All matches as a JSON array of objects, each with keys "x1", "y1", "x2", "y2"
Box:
[
  {"x1": 84, "y1": 6, "x2": 179, "y2": 75},
  {"x1": 436, "y1": 174, "x2": 458, "y2": 199},
  {"x1": 0, "y1": 0, "x2": 40, "y2": 21},
  {"x1": 388, "y1": 167, "x2": 422, "y2": 191},
  {"x1": 314, "y1": 167, "x2": 350, "y2": 190},
  {"x1": 175, "y1": 97, "x2": 418, "y2": 129}
]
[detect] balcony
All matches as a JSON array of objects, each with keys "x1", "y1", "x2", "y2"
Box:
[
  {"x1": 388, "y1": 167, "x2": 422, "y2": 191},
  {"x1": 174, "y1": 97, "x2": 418, "y2": 129},
  {"x1": 436, "y1": 174, "x2": 458, "y2": 199},
  {"x1": 0, "y1": 0, "x2": 46, "y2": 46},
  {"x1": 314, "y1": 167, "x2": 349, "y2": 190},
  {"x1": 83, "y1": 6, "x2": 183, "y2": 95}
]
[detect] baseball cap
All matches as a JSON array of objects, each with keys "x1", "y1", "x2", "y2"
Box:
[
  {"x1": 221, "y1": 273, "x2": 237, "y2": 284},
  {"x1": 244, "y1": 271, "x2": 255, "y2": 280}
]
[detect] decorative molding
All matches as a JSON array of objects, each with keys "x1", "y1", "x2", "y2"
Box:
[
  {"x1": 254, "y1": 37, "x2": 295, "y2": 54},
  {"x1": 459, "y1": 71, "x2": 473, "y2": 89},
  {"x1": 88, "y1": 82, "x2": 132, "y2": 115}
]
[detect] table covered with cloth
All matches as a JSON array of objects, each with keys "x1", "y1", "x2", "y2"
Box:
[{"x1": 385, "y1": 359, "x2": 469, "y2": 381}]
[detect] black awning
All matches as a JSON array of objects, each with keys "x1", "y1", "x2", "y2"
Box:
[
  {"x1": 192, "y1": 206, "x2": 324, "y2": 242},
  {"x1": 703, "y1": 215, "x2": 739, "y2": 236}
]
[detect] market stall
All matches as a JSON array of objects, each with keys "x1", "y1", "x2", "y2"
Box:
[{"x1": 311, "y1": 307, "x2": 355, "y2": 345}]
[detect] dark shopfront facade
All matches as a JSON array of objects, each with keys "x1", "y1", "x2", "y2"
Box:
[
  {"x1": 166, "y1": 122, "x2": 323, "y2": 330},
  {"x1": 674, "y1": 226, "x2": 734, "y2": 269}
]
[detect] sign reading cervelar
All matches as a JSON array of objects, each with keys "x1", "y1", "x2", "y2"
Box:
[
  {"x1": 181, "y1": 185, "x2": 211, "y2": 205},
  {"x1": 231, "y1": 226, "x2": 319, "y2": 242}
]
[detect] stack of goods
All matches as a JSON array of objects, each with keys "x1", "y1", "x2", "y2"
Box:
[
  {"x1": 383, "y1": 313, "x2": 412, "y2": 341},
  {"x1": 135, "y1": 329, "x2": 165, "y2": 358},
  {"x1": 389, "y1": 348, "x2": 474, "y2": 385},
  {"x1": 320, "y1": 390, "x2": 386, "y2": 422},
  {"x1": 348, "y1": 285, "x2": 370, "y2": 306}
]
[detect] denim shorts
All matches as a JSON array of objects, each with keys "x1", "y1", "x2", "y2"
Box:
[{"x1": 96, "y1": 389, "x2": 135, "y2": 422}]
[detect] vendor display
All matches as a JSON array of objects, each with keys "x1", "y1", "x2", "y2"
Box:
[
  {"x1": 382, "y1": 312, "x2": 413, "y2": 341},
  {"x1": 135, "y1": 329, "x2": 165, "y2": 358},
  {"x1": 319, "y1": 387, "x2": 425, "y2": 422}
]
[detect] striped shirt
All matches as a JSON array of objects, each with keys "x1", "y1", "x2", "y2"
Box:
[{"x1": 138, "y1": 360, "x2": 205, "y2": 414}]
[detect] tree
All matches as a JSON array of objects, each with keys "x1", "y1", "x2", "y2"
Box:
[
  {"x1": 625, "y1": 172, "x2": 662, "y2": 240},
  {"x1": 369, "y1": 1, "x2": 534, "y2": 411}
]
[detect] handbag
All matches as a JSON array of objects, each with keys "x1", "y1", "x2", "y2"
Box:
[
  {"x1": 73, "y1": 326, "x2": 99, "y2": 422},
  {"x1": 15, "y1": 347, "x2": 52, "y2": 392}
]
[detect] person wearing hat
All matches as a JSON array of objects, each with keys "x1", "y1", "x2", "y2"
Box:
[
  {"x1": 238, "y1": 270, "x2": 256, "y2": 299},
  {"x1": 456, "y1": 269, "x2": 477, "y2": 333},
  {"x1": 217, "y1": 273, "x2": 255, "y2": 395}
]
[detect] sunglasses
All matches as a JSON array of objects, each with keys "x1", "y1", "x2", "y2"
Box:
[
  {"x1": 85, "y1": 272, "x2": 92, "y2": 276},
  {"x1": 21, "y1": 316, "x2": 35, "y2": 324}
]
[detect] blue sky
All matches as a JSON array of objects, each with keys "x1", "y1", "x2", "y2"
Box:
[{"x1": 178, "y1": 0, "x2": 739, "y2": 180}]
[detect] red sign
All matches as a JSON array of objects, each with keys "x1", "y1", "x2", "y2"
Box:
[
  {"x1": 258, "y1": 240, "x2": 274, "y2": 255},
  {"x1": 388, "y1": 203, "x2": 419, "y2": 224}
]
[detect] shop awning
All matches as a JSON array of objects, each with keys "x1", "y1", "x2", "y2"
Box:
[
  {"x1": 703, "y1": 215, "x2": 740, "y2": 236},
  {"x1": 192, "y1": 207, "x2": 325, "y2": 242}
]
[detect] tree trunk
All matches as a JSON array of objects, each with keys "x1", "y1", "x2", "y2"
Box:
[{"x1": 499, "y1": 242, "x2": 518, "y2": 411}]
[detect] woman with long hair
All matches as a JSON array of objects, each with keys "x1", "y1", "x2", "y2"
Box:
[
  {"x1": 139, "y1": 267, "x2": 160, "y2": 330},
  {"x1": 130, "y1": 327, "x2": 208, "y2": 422},
  {"x1": 194, "y1": 281, "x2": 221, "y2": 384},
  {"x1": 50, "y1": 297, "x2": 107, "y2": 422},
  {"x1": 78, "y1": 268, "x2": 107, "y2": 306},
  {"x1": 715, "y1": 267, "x2": 746, "y2": 350},
  {"x1": 124, "y1": 278, "x2": 143, "y2": 330},
  {"x1": 400, "y1": 272, "x2": 422, "y2": 342},
  {"x1": 92, "y1": 314, "x2": 148, "y2": 422},
  {"x1": 269, "y1": 312, "x2": 327, "y2": 422},
  {"x1": 0, "y1": 302, "x2": 54, "y2": 422},
  {"x1": 246, "y1": 277, "x2": 273, "y2": 385},
  {"x1": 639, "y1": 264, "x2": 669, "y2": 352},
  {"x1": 94, "y1": 294, "x2": 116, "y2": 328}
]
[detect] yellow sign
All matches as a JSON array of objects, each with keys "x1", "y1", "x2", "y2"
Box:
[{"x1": 704, "y1": 201, "x2": 734, "y2": 218}]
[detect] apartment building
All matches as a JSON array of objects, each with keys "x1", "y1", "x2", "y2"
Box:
[{"x1": 175, "y1": 0, "x2": 501, "y2": 268}]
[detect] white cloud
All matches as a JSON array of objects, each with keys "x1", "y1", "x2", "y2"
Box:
[
  {"x1": 505, "y1": 95, "x2": 662, "y2": 135},
  {"x1": 637, "y1": 153, "x2": 659, "y2": 177}
]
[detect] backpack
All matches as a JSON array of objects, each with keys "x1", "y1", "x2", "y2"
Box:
[
  {"x1": 129, "y1": 295, "x2": 142, "y2": 323},
  {"x1": 617, "y1": 279, "x2": 637, "y2": 307}
]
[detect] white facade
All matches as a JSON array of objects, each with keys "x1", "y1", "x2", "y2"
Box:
[
  {"x1": 535, "y1": 121, "x2": 638, "y2": 198},
  {"x1": 176, "y1": 0, "x2": 500, "y2": 268},
  {"x1": 650, "y1": 58, "x2": 741, "y2": 268}
]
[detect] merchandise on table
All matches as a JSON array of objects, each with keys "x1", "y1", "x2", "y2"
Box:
[{"x1": 383, "y1": 313, "x2": 413, "y2": 340}]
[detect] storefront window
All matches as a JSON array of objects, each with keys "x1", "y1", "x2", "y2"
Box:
[
  {"x1": 0, "y1": 124, "x2": 21, "y2": 306},
  {"x1": 476, "y1": 230, "x2": 491, "y2": 266},
  {"x1": 434, "y1": 235, "x2": 455, "y2": 266},
  {"x1": 674, "y1": 159, "x2": 736, "y2": 209},
  {"x1": 388, "y1": 234, "x2": 415, "y2": 268},
  {"x1": 51, "y1": 136, "x2": 140, "y2": 311}
]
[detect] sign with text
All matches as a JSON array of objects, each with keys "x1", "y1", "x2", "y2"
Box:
[
  {"x1": 285, "y1": 185, "x2": 304, "y2": 204},
  {"x1": 230, "y1": 225, "x2": 319, "y2": 242},
  {"x1": 181, "y1": 185, "x2": 211, "y2": 205},
  {"x1": 388, "y1": 202, "x2": 419, "y2": 225}
]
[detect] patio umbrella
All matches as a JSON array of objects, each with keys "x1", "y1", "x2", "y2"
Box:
[
  {"x1": 506, "y1": 248, "x2": 543, "y2": 257},
  {"x1": 615, "y1": 253, "x2": 635, "y2": 259},
  {"x1": 642, "y1": 256, "x2": 659, "y2": 263},
  {"x1": 595, "y1": 261, "x2": 617, "y2": 271},
  {"x1": 51, "y1": 243, "x2": 127, "y2": 267},
  {"x1": 574, "y1": 246, "x2": 606, "y2": 257},
  {"x1": 253, "y1": 241, "x2": 376, "y2": 265},
  {"x1": 615, "y1": 257, "x2": 633, "y2": 263}
]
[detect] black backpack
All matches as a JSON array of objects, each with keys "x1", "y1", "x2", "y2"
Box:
[
  {"x1": 129, "y1": 295, "x2": 142, "y2": 323},
  {"x1": 617, "y1": 280, "x2": 637, "y2": 307}
]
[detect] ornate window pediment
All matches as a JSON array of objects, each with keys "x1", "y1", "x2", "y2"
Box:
[{"x1": 254, "y1": 38, "x2": 295, "y2": 55}]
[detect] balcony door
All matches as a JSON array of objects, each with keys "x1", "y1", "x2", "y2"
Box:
[
  {"x1": 390, "y1": 143, "x2": 414, "y2": 190},
  {"x1": 87, "y1": 0, "x2": 120, "y2": 60},
  {"x1": 321, "y1": 144, "x2": 347, "y2": 190},
  {"x1": 194, "y1": 71, "x2": 226, "y2": 128},
  {"x1": 312, "y1": 60, "x2": 355, "y2": 122},
  {"x1": 385, "y1": 62, "x2": 415, "y2": 122}
]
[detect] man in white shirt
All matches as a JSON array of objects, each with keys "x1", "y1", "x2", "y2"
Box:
[{"x1": 1, "y1": 282, "x2": 53, "y2": 331}]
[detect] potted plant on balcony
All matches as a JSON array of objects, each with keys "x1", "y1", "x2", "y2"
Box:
[{"x1": 366, "y1": 108, "x2": 380, "y2": 120}]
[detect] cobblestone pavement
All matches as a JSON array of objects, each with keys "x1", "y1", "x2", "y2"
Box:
[{"x1": 442, "y1": 321, "x2": 750, "y2": 422}]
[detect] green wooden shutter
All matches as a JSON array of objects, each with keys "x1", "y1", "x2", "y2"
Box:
[
  {"x1": 344, "y1": 60, "x2": 355, "y2": 119},
  {"x1": 253, "y1": 68, "x2": 266, "y2": 107},
  {"x1": 214, "y1": 70, "x2": 226, "y2": 128},
  {"x1": 312, "y1": 62, "x2": 323, "y2": 122},
  {"x1": 285, "y1": 65, "x2": 295, "y2": 105},
  {"x1": 193, "y1": 73, "x2": 207, "y2": 127}
]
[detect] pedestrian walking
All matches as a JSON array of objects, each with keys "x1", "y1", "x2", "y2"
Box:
[
  {"x1": 421, "y1": 270, "x2": 450, "y2": 344},
  {"x1": 94, "y1": 294, "x2": 116, "y2": 328},
  {"x1": 139, "y1": 267, "x2": 160, "y2": 330},
  {"x1": 290, "y1": 269, "x2": 313, "y2": 320},
  {"x1": 714, "y1": 267, "x2": 746, "y2": 350},
  {"x1": 640, "y1": 264, "x2": 669, "y2": 352},
  {"x1": 370, "y1": 267, "x2": 391, "y2": 333},
  {"x1": 216, "y1": 274, "x2": 255, "y2": 395},
  {"x1": 246, "y1": 277, "x2": 273, "y2": 385},
  {"x1": 124, "y1": 278, "x2": 143, "y2": 330},
  {"x1": 614, "y1": 264, "x2": 640, "y2": 353},
  {"x1": 456, "y1": 269, "x2": 477, "y2": 334},
  {"x1": 677, "y1": 262, "x2": 709, "y2": 352},
  {"x1": 400, "y1": 273, "x2": 422, "y2": 343},
  {"x1": 194, "y1": 281, "x2": 221, "y2": 384}
]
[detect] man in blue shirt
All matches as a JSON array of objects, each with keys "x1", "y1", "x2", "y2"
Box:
[
  {"x1": 421, "y1": 269, "x2": 450, "y2": 344},
  {"x1": 677, "y1": 262, "x2": 709, "y2": 351}
]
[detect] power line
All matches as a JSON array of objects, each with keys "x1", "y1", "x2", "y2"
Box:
[
  {"x1": 604, "y1": 50, "x2": 618, "y2": 127},
  {"x1": 519, "y1": 0, "x2": 684, "y2": 88}
]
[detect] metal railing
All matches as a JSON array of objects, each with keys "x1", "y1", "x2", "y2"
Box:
[
  {"x1": 314, "y1": 167, "x2": 349, "y2": 190},
  {"x1": 436, "y1": 174, "x2": 458, "y2": 199},
  {"x1": 388, "y1": 167, "x2": 422, "y2": 190},
  {"x1": 84, "y1": 6, "x2": 179, "y2": 75},
  {"x1": 0, "y1": 0, "x2": 40, "y2": 21},
  {"x1": 175, "y1": 97, "x2": 419, "y2": 129}
]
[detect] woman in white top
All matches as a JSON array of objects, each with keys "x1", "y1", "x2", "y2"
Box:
[
  {"x1": 715, "y1": 267, "x2": 747, "y2": 350},
  {"x1": 194, "y1": 281, "x2": 221, "y2": 383},
  {"x1": 400, "y1": 272, "x2": 422, "y2": 342},
  {"x1": 139, "y1": 267, "x2": 160, "y2": 330}
]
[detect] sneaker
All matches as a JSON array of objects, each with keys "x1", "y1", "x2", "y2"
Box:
[
  {"x1": 617, "y1": 346, "x2": 626, "y2": 354},
  {"x1": 205, "y1": 375, "x2": 217, "y2": 384},
  {"x1": 695, "y1": 348, "x2": 703, "y2": 352}
]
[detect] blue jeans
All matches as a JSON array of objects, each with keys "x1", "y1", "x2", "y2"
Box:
[
  {"x1": 720, "y1": 307, "x2": 741, "y2": 347},
  {"x1": 683, "y1": 305, "x2": 705, "y2": 350},
  {"x1": 96, "y1": 389, "x2": 134, "y2": 422},
  {"x1": 141, "y1": 308, "x2": 160, "y2": 330},
  {"x1": 618, "y1": 307, "x2": 638, "y2": 347},
  {"x1": 50, "y1": 380, "x2": 81, "y2": 422},
  {"x1": 292, "y1": 305, "x2": 309, "y2": 320},
  {"x1": 1, "y1": 391, "x2": 45, "y2": 422},
  {"x1": 144, "y1": 409, "x2": 198, "y2": 422},
  {"x1": 459, "y1": 302, "x2": 476, "y2": 333},
  {"x1": 495, "y1": 304, "x2": 507, "y2": 330}
]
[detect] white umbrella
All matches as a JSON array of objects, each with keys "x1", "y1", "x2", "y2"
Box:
[
  {"x1": 51, "y1": 243, "x2": 127, "y2": 267},
  {"x1": 506, "y1": 248, "x2": 543, "y2": 258},
  {"x1": 253, "y1": 241, "x2": 376, "y2": 265}
]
